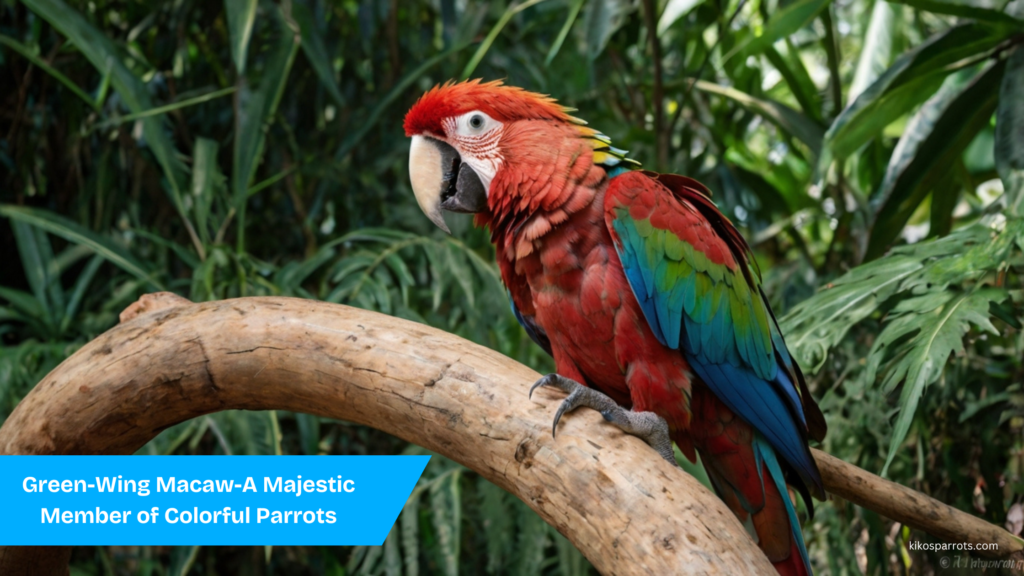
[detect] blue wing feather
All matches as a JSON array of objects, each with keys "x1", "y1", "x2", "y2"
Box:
[{"x1": 606, "y1": 177, "x2": 824, "y2": 502}]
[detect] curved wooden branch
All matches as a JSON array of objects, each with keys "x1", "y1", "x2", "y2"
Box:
[
  {"x1": 0, "y1": 295, "x2": 1020, "y2": 575},
  {"x1": 0, "y1": 296, "x2": 773, "y2": 575}
]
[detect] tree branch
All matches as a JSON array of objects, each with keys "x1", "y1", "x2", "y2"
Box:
[
  {"x1": 0, "y1": 295, "x2": 773, "y2": 575},
  {"x1": 813, "y1": 449, "x2": 1023, "y2": 556},
  {"x1": 0, "y1": 294, "x2": 1020, "y2": 575}
]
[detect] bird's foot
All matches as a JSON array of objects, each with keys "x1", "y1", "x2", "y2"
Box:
[{"x1": 529, "y1": 373, "x2": 676, "y2": 464}]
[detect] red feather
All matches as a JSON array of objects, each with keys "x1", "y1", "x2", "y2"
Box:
[{"x1": 404, "y1": 79, "x2": 573, "y2": 138}]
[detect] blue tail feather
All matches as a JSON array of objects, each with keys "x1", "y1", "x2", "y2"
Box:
[{"x1": 755, "y1": 435, "x2": 812, "y2": 575}]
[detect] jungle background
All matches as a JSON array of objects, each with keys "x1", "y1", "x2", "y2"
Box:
[{"x1": 1, "y1": 0, "x2": 1023, "y2": 573}]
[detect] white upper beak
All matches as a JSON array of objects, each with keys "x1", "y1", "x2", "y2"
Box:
[{"x1": 408, "y1": 135, "x2": 451, "y2": 233}]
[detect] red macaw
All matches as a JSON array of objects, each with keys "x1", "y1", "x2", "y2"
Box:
[{"x1": 403, "y1": 80, "x2": 827, "y2": 576}]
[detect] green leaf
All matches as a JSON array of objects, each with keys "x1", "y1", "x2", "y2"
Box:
[
  {"x1": 479, "y1": 481, "x2": 512, "y2": 573},
  {"x1": 400, "y1": 500, "x2": 420, "y2": 576},
  {"x1": 693, "y1": 80, "x2": 825, "y2": 158},
  {"x1": 782, "y1": 255, "x2": 923, "y2": 371},
  {"x1": 765, "y1": 40, "x2": 822, "y2": 121},
  {"x1": 191, "y1": 137, "x2": 221, "y2": 247},
  {"x1": 0, "y1": 205, "x2": 162, "y2": 290},
  {"x1": 445, "y1": 246, "x2": 476, "y2": 308},
  {"x1": 512, "y1": 503, "x2": 548, "y2": 576},
  {"x1": 996, "y1": 46, "x2": 1024, "y2": 216},
  {"x1": 876, "y1": 288, "x2": 1004, "y2": 475},
  {"x1": 545, "y1": 0, "x2": 585, "y2": 65},
  {"x1": 782, "y1": 220, "x2": 1013, "y2": 376},
  {"x1": 131, "y1": 228, "x2": 202, "y2": 269},
  {"x1": 11, "y1": 221, "x2": 57, "y2": 328},
  {"x1": 100, "y1": 87, "x2": 235, "y2": 127},
  {"x1": 167, "y1": 546, "x2": 201, "y2": 576},
  {"x1": 0, "y1": 34, "x2": 98, "y2": 110},
  {"x1": 429, "y1": 471, "x2": 461, "y2": 576},
  {"x1": 888, "y1": 0, "x2": 1024, "y2": 24},
  {"x1": 462, "y1": 0, "x2": 549, "y2": 78},
  {"x1": 582, "y1": 0, "x2": 634, "y2": 59},
  {"x1": 208, "y1": 410, "x2": 282, "y2": 455},
  {"x1": 730, "y1": 0, "x2": 834, "y2": 60},
  {"x1": 383, "y1": 524, "x2": 402, "y2": 576},
  {"x1": 825, "y1": 22, "x2": 1012, "y2": 161},
  {"x1": 0, "y1": 287, "x2": 45, "y2": 320},
  {"x1": 292, "y1": 0, "x2": 345, "y2": 107},
  {"x1": 61, "y1": 255, "x2": 104, "y2": 333},
  {"x1": 866, "y1": 61, "x2": 1005, "y2": 260},
  {"x1": 849, "y1": 0, "x2": 896, "y2": 102},
  {"x1": 294, "y1": 412, "x2": 320, "y2": 456},
  {"x1": 335, "y1": 42, "x2": 470, "y2": 161},
  {"x1": 225, "y1": 0, "x2": 258, "y2": 74},
  {"x1": 657, "y1": 0, "x2": 701, "y2": 35},
  {"x1": 232, "y1": 6, "x2": 300, "y2": 209},
  {"x1": 928, "y1": 167, "x2": 962, "y2": 238},
  {"x1": 960, "y1": 389, "x2": 1014, "y2": 422},
  {"x1": 21, "y1": 0, "x2": 189, "y2": 214}
]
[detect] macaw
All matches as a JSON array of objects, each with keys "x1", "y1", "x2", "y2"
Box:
[{"x1": 403, "y1": 80, "x2": 827, "y2": 576}]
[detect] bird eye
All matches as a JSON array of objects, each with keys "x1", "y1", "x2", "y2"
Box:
[{"x1": 469, "y1": 114, "x2": 484, "y2": 130}]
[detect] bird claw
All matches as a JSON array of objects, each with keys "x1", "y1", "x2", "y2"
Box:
[
  {"x1": 601, "y1": 408, "x2": 676, "y2": 464},
  {"x1": 529, "y1": 373, "x2": 677, "y2": 465}
]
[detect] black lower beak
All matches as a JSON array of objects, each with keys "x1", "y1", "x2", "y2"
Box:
[{"x1": 440, "y1": 150, "x2": 487, "y2": 214}]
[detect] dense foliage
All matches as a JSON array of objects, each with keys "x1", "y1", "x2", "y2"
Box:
[{"x1": 2, "y1": 0, "x2": 1022, "y2": 573}]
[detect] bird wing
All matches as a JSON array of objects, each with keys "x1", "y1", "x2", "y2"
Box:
[{"x1": 603, "y1": 170, "x2": 825, "y2": 499}]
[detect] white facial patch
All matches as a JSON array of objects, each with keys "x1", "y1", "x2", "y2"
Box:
[{"x1": 443, "y1": 111, "x2": 504, "y2": 195}]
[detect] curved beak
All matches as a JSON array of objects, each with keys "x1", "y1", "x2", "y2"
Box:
[{"x1": 408, "y1": 135, "x2": 487, "y2": 234}]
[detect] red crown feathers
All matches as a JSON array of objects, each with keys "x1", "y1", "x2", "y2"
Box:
[{"x1": 403, "y1": 79, "x2": 575, "y2": 137}]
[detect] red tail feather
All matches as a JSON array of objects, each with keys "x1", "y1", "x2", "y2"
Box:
[{"x1": 685, "y1": 383, "x2": 810, "y2": 576}]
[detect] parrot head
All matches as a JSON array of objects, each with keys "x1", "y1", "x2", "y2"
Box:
[{"x1": 403, "y1": 79, "x2": 589, "y2": 233}]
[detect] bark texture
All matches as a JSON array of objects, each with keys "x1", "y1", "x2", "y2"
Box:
[
  {"x1": 0, "y1": 295, "x2": 1020, "y2": 575},
  {"x1": 0, "y1": 296, "x2": 773, "y2": 575}
]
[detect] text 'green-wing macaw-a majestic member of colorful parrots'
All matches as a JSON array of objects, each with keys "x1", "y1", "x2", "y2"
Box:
[{"x1": 403, "y1": 80, "x2": 828, "y2": 576}]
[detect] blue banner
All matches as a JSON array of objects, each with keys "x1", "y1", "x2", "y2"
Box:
[{"x1": 0, "y1": 455, "x2": 430, "y2": 545}]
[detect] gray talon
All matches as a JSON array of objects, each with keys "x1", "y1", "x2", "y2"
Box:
[
  {"x1": 529, "y1": 374, "x2": 557, "y2": 399},
  {"x1": 601, "y1": 408, "x2": 675, "y2": 464},
  {"x1": 529, "y1": 373, "x2": 677, "y2": 464}
]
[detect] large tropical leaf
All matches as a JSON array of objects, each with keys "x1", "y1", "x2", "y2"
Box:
[
  {"x1": 824, "y1": 22, "x2": 1012, "y2": 162},
  {"x1": 849, "y1": 0, "x2": 895, "y2": 102},
  {"x1": 872, "y1": 288, "x2": 1004, "y2": 475},
  {"x1": 292, "y1": 0, "x2": 346, "y2": 107},
  {"x1": 866, "y1": 61, "x2": 1005, "y2": 260},
  {"x1": 782, "y1": 253, "x2": 925, "y2": 371},
  {"x1": 781, "y1": 221, "x2": 1012, "y2": 371},
  {"x1": 583, "y1": 0, "x2": 634, "y2": 58}
]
